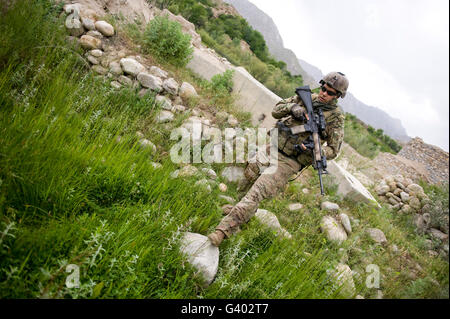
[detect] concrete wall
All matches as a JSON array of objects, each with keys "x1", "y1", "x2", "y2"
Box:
[{"x1": 187, "y1": 47, "x2": 281, "y2": 129}]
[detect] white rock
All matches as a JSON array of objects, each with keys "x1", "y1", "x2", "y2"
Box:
[
  {"x1": 65, "y1": 17, "x2": 84, "y2": 37},
  {"x1": 109, "y1": 61, "x2": 123, "y2": 75},
  {"x1": 339, "y1": 213, "x2": 352, "y2": 234},
  {"x1": 321, "y1": 216, "x2": 347, "y2": 244},
  {"x1": 179, "y1": 82, "x2": 198, "y2": 100},
  {"x1": 89, "y1": 49, "x2": 103, "y2": 57},
  {"x1": 366, "y1": 228, "x2": 387, "y2": 245},
  {"x1": 218, "y1": 183, "x2": 228, "y2": 192},
  {"x1": 150, "y1": 162, "x2": 162, "y2": 169},
  {"x1": 139, "y1": 139, "x2": 156, "y2": 153},
  {"x1": 86, "y1": 30, "x2": 103, "y2": 39},
  {"x1": 162, "y1": 78, "x2": 179, "y2": 95},
  {"x1": 195, "y1": 179, "x2": 212, "y2": 193},
  {"x1": 172, "y1": 104, "x2": 186, "y2": 113},
  {"x1": 120, "y1": 58, "x2": 146, "y2": 77},
  {"x1": 329, "y1": 264, "x2": 356, "y2": 298},
  {"x1": 155, "y1": 95, "x2": 172, "y2": 110},
  {"x1": 110, "y1": 80, "x2": 122, "y2": 89},
  {"x1": 202, "y1": 168, "x2": 217, "y2": 180},
  {"x1": 87, "y1": 55, "x2": 99, "y2": 65},
  {"x1": 406, "y1": 183, "x2": 424, "y2": 194},
  {"x1": 180, "y1": 232, "x2": 219, "y2": 286},
  {"x1": 80, "y1": 35, "x2": 102, "y2": 50},
  {"x1": 255, "y1": 209, "x2": 292, "y2": 239},
  {"x1": 92, "y1": 65, "x2": 107, "y2": 75},
  {"x1": 118, "y1": 75, "x2": 133, "y2": 86},
  {"x1": 94, "y1": 20, "x2": 114, "y2": 37},
  {"x1": 150, "y1": 66, "x2": 168, "y2": 79},
  {"x1": 227, "y1": 115, "x2": 239, "y2": 127},
  {"x1": 288, "y1": 203, "x2": 303, "y2": 212},
  {"x1": 81, "y1": 17, "x2": 96, "y2": 31},
  {"x1": 156, "y1": 110, "x2": 174, "y2": 123},
  {"x1": 221, "y1": 166, "x2": 245, "y2": 183},
  {"x1": 321, "y1": 201, "x2": 340, "y2": 212},
  {"x1": 400, "y1": 191, "x2": 410, "y2": 202},
  {"x1": 178, "y1": 165, "x2": 198, "y2": 177},
  {"x1": 137, "y1": 72, "x2": 163, "y2": 92}
]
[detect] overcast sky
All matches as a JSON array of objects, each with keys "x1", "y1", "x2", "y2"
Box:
[{"x1": 248, "y1": 0, "x2": 449, "y2": 151}]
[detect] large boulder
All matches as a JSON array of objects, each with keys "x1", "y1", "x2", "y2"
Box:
[
  {"x1": 179, "y1": 232, "x2": 219, "y2": 286},
  {"x1": 327, "y1": 160, "x2": 380, "y2": 207}
]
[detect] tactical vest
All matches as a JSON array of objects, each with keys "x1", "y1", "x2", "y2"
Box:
[{"x1": 272, "y1": 97, "x2": 342, "y2": 164}]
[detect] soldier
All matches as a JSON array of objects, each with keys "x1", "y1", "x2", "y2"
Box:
[{"x1": 208, "y1": 72, "x2": 349, "y2": 247}]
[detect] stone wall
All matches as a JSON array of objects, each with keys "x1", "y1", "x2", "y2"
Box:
[{"x1": 398, "y1": 137, "x2": 449, "y2": 185}]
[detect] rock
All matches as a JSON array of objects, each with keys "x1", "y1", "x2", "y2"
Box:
[
  {"x1": 81, "y1": 17, "x2": 95, "y2": 31},
  {"x1": 218, "y1": 183, "x2": 228, "y2": 192},
  {"x1": 178, "y1": 165, "x2": 198, "y2": 177},
  {"x1": 329, "y1": 264, "x2": 356, "y2": 298},
  {"x1": 150, "y1": 162, "x2": 162, "y2": 169},
  {"x1": 429, "y1": 228, "x2": 449, "y2": 242},
  {"x1": 155, "y1": 95, "x2": 172, "y2": 110},
  {"x1": 406, "y1": 183, "x2": 424, "y2": 194},
  {"x1": 162, "y1": 78, "x2": 179, "y2": 95},
  {"x1": 180, "y1": 232, "x2": 219, "y2": 286},
  {"x1": 109, "y1": 61, "x2": 123, "y2": 75},
  {"x1": 110, "y1": 81, "x2": 121, "y2": 89},
  {"x1": 156, "y1": 110, "x2": 174, "y2": 123},
  {"x1": 302, "y1": 188, "x2": 310, "y2": 194},
  {"x1": 87, "y1": 55, "x2": 99, "y2": 65},
  {"x1": 376, "y1": 290, "x2": 384, "y2": 299},
  {"x1": 366, "y1": 228, "x2": 387, "y2": 245},
  {"x1": 150, "y1": 66, "x2": 168, "y2": 79},
  {"x1": 170, "y1": 170, "x2": 179, "y2": 179},
  {"x1": 428, "y1": 250, "x2": 439, "y2": 257},
  {"x1": 227, "y1": 115, "x2": 239, "y2": 127},
  {"x1": 139, "y1": 139, "x2": 156, "y2": 153},
  {"x1": 137, "y1": 72, "x2": 163, "y2": 92},
  {"x1": 321, "y1": 201, "x2": 340, "y2": 212},
  {"x1": 400, "y1": 204, "x2": 414, "y2": 214},
  {"x1": 86, "y1": 30, "x2": 103, "y2": 39},
  {"x1": 91, "y1": 65, "x2": 107, "y2": 75},
  {"x1": 116, "y1": 75, "x2": 131, "y2": 86},
  {"x1": 179, "y1": 82, "x2": 198, "y2": 100},
  {"x1": 320, "y1": 216, "x2": 348, "y2": 244},
  {"x1": 255, "y1": 209, "x2": 292, "y2": 239},
  {"x1": 172, "y1": 104, "x2": 186, "y2": 113},
  {"x1": 388, "y1": 197, "x2": 400, "y2": 206},
  {"x1": 355, "y1": 295, "x2": 365, "y2": 299},
  {"x1": 390, "y1": 244, "x2": 399, "y2": 254},
  {"x1": 288, "y1": 203, "x2": 303, "y2": 212},
  {"x1": 89, "y1": 49, "x2": 103, "y2": 57},
  {"x1": 215, "y1": 111, "x2": 229, "y2": 123},
  {"x1": 409, "y1": 197, "x2": 422, "y2": 210},
  {"x1": 221, "y1": 166, "x2": 245, "y2": 183},
  {"x1": 327, "y1": 161, "x2": 380, "y2": 207},
  {"x1": 339, "y1": 213, "x2": 352, "y2": 234},
  {"x1": 393, "y1": 188, "x2": 402, "y2": 196},
  {"x1": 94, "y1": 20, "x2": 114, "y2": 37},
  {"x1": 195, "y1": 179, "x2": 212, "y2": 193},
  {"x1": 375, "y1": 184, "x2": 390, "y2": 196},
  {"x1": 80, "y1": 35, "x2": 102, "y2": 50},
  {"x1": 201, "y1": 168, "x2": 217, "y2": 180},
  {"x1": 400, "y1": 191, "x2": 410, "y2": 202},
  {"x1": 120, "y1": 58, "x2": 146, "y2": 77},
  {"x1": 65, "y1": 16, "x2": 84, "y2": 37}
]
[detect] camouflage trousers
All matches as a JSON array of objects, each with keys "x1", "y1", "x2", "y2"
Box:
[{"x1": 216, "y1": 147, "x2": 302, "y2": 238}]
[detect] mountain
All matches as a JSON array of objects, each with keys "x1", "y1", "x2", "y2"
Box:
[
  {"x1": 222, "y1": 0, "x2": 317, "y2": 87},
  {"x1": 222, "y1": 0, "x2": 410, "y2": 142}
]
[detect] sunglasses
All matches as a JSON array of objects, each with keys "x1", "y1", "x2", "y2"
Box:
[{"x1": 320, "y1": 86, "x2": 339, "y2": 96}]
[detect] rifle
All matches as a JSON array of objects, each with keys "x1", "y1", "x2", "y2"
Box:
[{"x1": 294, "y1": 86, "x2": 328, "y2": 195}]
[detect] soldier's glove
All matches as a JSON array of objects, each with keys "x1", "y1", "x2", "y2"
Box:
[{"x1": 291, "y1": 104, "x2": 309, "y2": 122}]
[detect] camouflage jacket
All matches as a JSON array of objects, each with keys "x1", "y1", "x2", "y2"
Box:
[{"x1": 271, "y1": 93, "x2": 345, "y2": 167}]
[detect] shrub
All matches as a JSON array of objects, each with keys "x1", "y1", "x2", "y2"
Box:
[{"x1": 142, "y1": 15, "x2": 193, "y2": 67}]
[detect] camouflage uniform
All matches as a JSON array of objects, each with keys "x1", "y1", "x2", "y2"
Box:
[{"x1": 216, "y1": 93, "x2": 345, "y2": 238}]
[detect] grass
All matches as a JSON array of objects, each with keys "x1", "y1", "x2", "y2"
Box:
[{"x1": 0, "y1": 0, "x2": 447, "y2": 299}]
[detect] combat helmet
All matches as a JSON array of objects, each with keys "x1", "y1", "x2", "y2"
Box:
[{"x1": 319, "y1": 72, "x2": 349, "y2": 98}]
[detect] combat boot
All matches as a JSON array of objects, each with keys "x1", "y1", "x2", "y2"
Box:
[{"x1": 207, "y1": 230, "x2": 226, "y2": 247}]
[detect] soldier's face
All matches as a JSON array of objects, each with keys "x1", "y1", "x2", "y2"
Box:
[{"x1": 318, "y1": 84, "x2": 338, "y2": 103}]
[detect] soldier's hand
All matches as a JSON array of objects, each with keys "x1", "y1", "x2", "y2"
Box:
[{"x1": 291, "y1": 104, "x2": 309, "y2": 122}]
